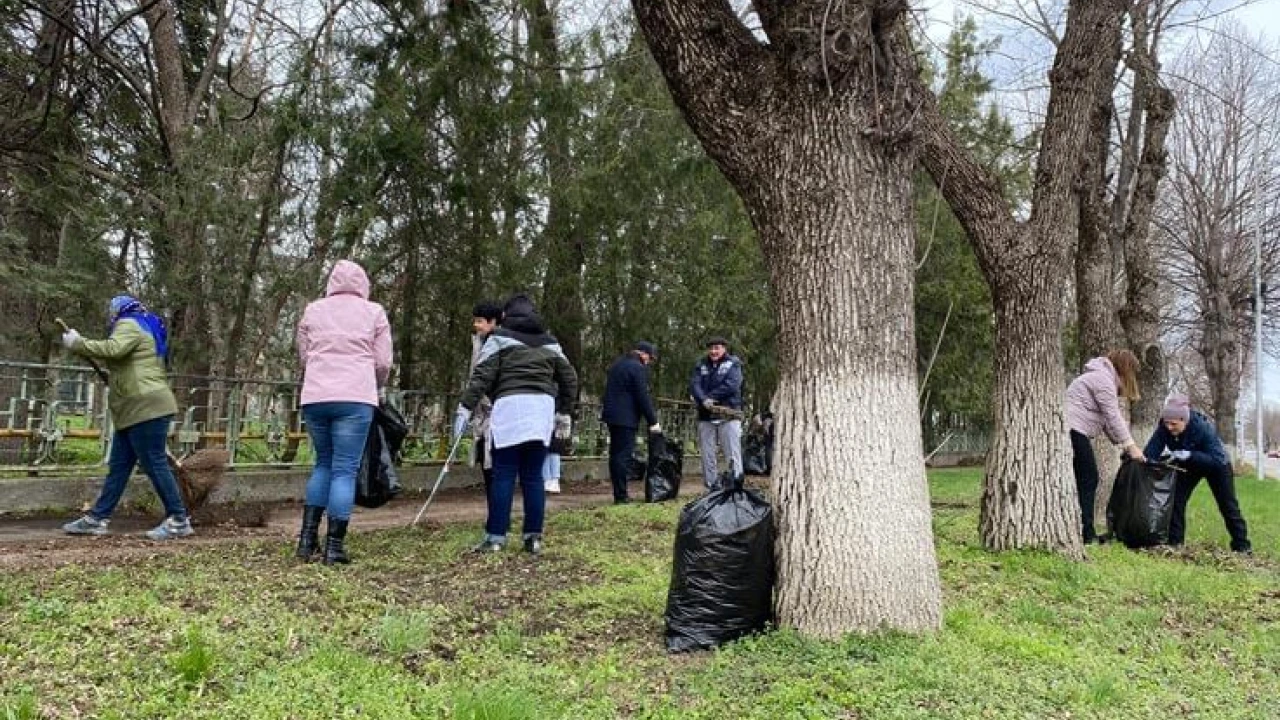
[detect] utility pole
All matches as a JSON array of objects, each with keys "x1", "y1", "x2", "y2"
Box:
[{"x1": 1256, "y1": 201, "x2": 1264, "y2": 481}]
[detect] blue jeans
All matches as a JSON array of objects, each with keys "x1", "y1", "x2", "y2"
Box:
[
  {"x1": 304, "y1": 402, "x2": 374, "y2": 521},
  {"x1": 486, "y1": 441, "x2": 548, "y2": 540},
  {"x1": 90, "y1": 415, "x2": 186, "y2": 520}
]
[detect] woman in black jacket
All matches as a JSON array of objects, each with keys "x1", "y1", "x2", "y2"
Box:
[{"x1": 452, "y1": 295, "x2": 578, "y2": 554}]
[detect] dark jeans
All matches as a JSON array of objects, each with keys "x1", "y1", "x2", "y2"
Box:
[
  {"x1": 90, "y1": 415, "x2": 186, "y2": 520},
  {"x1": 475, "y1": 436, "x2": 495, "y2": 502},
  {"x1": 1169, "y1": 462, "x2": 1251, "y2": 551},
  {"x1": 1069, "y1": 430, "x2": 1099, "y2": 542},
  {"x1": 608, "y1": 424, "x2": 637, "y2": 501},
  {"x1": 303, "y1": 402, "x2": 374, "y2": 521},
  {"x1": 486, "y1": 440, "x2": 548, "y2": 540}
]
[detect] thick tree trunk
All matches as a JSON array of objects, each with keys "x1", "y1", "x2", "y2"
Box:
[
  {"x1": 981, "y1": 276, "x2": 1083, "y2": 557},
  {"x1": 1203, "y1": 309, "x2": 1243, "y2": 447},
  {"x1": 763, "y1": 129, "x2": 941, "y2": 637},
  {"x1": 1076, "y1": 89, "x2": 1122, "y2": 360},
  {"x1": 920, "y1": 0, "x2": 1125, "y2": 558},
  {"x1": 632, "y1": 0, "x2": 942, "y2": 635}
]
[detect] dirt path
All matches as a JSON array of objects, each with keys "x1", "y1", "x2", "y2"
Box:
[{"x1": 0, "y1": 479, "x2": 696, "y2": 570}]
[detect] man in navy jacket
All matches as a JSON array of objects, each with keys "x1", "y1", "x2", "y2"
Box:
[
  {"x1": 1143, "y1": 394, "x2": 1251, "y2": 553},
  {"x1": 601, "y1": 341, "x2": 660, "y2": 503},
  {"x1": 690, "y1": 337, "x2": 744, "y2": 489}
]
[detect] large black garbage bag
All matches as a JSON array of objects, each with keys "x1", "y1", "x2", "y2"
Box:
[
  {"x1": 743, "y1": 433, "x2": 770, "y2": 476},
  {"x1": 355, "y1": 403, "x2": 407, "y2": 509},
  {"x1": 644, "y1": 433, "x2": 683, "y2": 502},
  {"x1": 1106, "y1": 459, "x2": 1177, "y2": 548},
  {"x1": 376, "y1": 403, "x2": 408, "y2": 460},
  {"x1": 665, "y1": 481, "x2": 775, "y2": 652},
  {"x1": 626, "y1": 454, "x2": 647, "y2": 484}
]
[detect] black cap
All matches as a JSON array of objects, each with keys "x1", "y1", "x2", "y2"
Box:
[
  {"x1": 706, "y1": 336, "x2": 729, "y2": 348},
  {"x1": 635, "y1": 341, "x2": 658, "y2": 359}
]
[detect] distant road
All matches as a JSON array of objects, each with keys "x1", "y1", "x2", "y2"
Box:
[{"x1": 1236, "y1": 448, "x2": 1280, "y2": 480}]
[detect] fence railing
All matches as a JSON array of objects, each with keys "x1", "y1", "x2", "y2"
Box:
[{"x1": 0, "y1": 361, "x2": 701, "y2": 473}]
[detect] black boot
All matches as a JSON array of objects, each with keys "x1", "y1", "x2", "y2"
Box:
[
  {"x1": 295, "y1": 505, "x2": 324, "y2": 561},
  {"x1": 322, "y1": 518, "x2": 350, "y2": 565}
]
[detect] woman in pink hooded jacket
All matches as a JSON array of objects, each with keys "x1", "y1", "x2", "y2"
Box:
[
  {"x1": 1065, "y1": 349, "x2": 1144, "y2": 543},
  {"x1": 295, "y1": 260, "x2": 393, "y2": 565}
]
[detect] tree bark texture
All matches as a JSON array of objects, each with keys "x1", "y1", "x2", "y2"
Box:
[
  {"x1": 1076, "y1": 6, "x2": 1175, "y2": 528},
  {"x1": 981, "y1": 280, "x2": 1083, "y2": 555},
  {"x1": 919, "y1": 0, "x2": 1126, "y2": 559},
  {"x1": 1076, "y1": 81, "x2": 1122, "y2": 360},
  {"x1": 632, "y1": 0, "x2": 941, "y2": 635}
]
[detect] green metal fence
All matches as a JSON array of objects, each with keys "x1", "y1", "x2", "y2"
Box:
[{"x1": 0, "y1": 361, "x2": 702, "y2": 474}]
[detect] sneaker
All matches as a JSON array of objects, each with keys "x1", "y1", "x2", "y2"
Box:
[
  {"x1": 62, "y1": 515, "x2": 109, "y2": 536},
  {"x1": 469, "y1": 540, "x2": 504, "y2": 554},
  {"x1": 613, "y1": 497, "x2": 631, "y2": 505},
  {"x1": 544, "y1": 478, "x2": 561, "y2": 494},
  {"x1": 523, "y1": 535, "x2": 543, "y2": 555},
  {"x1": 145, "y1": 516, "x2": 194, "y2": 541}
]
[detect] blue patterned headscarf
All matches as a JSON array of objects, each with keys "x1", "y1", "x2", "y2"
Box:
[{"x1": 108, "y1": 295, "x2": 169, "y2": 360}]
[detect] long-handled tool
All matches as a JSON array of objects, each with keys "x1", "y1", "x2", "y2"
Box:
[
  {"x1": 706, "y1": 403, "x2": 745, "y2": 421},
  {"x1": 54, "y1": 317, "x2": 108, "y2": 383},
  {"x1": 410, "y1": 431, "x2": 467, "y2": 527}
]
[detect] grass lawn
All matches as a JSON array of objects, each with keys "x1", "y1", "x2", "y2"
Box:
[{"x1": 1, "y1": 469, "x2": 1277, "y2": 719}]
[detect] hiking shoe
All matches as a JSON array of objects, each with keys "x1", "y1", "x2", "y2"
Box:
[
  {"x1": 62, "y1": 515, "x2": 109, "y2": 536},
  {"x1": 145, "y1": 516, "x2": 194, "y2": 541},
  {"x1": 544, "y1": 478, "x2": 562, "y2": 494},
  {"x1": 523, "y1": 535, "x2": 543, "y2": 555}
]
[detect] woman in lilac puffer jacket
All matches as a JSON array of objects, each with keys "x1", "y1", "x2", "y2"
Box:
[{"x1": 1065, "y1": 349, "x2": 1144, "y2": 544}]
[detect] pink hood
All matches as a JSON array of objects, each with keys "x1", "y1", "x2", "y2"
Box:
[
  {"x1": 326, "y1": 259, "x2": 370, "y2": 298},
  {"x1": 297, "y1": 260, "x2": 393, "y2": 406}
]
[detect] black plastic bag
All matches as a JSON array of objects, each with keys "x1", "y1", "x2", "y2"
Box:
[
  {"x1": 626, "y1": 454, "x2": 647, "y2": 484},
  {"x1": 1106, "y1": 459, "x2": 1177, "y2": 548},
  {"x1": 665, "y1": 480, "x2": 775, "y2": 652},
  {"x1": 376, "y1": 403, "x2": 408, "y2": 460},
  {"x1": 743, "y1": 433, "x2": 770, "y2": 476},
  {"x1": 355, "y1": 403, "x2": 407, "y2": 509},
  {"x1": 644, "y1": 432, "x2": 683, "y2": 502}
]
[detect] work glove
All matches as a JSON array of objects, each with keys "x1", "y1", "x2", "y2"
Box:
[
  {"x1": 649, "y1": 423, "x2": 662, "y2": 435},
  {"x1": 451, "y1": 406, "x2": 472, "y2": 442},
  {"x1": 1169, "y1": 450, "x2": 1191, "y2": 462},
  {"x1": 554, "y1": 413, "x2": 572, "y2": 441},
  {"x1": 61, "y1": 329, "x2": 81, "y2": 349},
  {"x1": 702, "y1": 398, "x2": 716, "y2": 409}
]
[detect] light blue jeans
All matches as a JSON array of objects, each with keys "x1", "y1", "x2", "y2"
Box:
[{"x1": 303, "y1": 402, "x2": 374, "y2": 521}]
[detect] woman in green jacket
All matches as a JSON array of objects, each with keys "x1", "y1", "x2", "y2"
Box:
[{"x1": 60, "y1": 296, "x2": 192, "y2": 540}]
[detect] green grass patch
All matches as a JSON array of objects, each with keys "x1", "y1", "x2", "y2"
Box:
[{"x1": 0, "y1": 469, "x2": 1276, "y2": 718}]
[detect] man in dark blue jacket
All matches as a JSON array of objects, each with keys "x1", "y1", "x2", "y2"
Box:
[
  {"x1": 690, "y1": 337, "x2": 744, "y2": 489},
  {"x1": 601, "y1": 341, "x2": 660, "y2": 503},
  {"x1": 1143, "y1": 394, "x2": 1251, "y2": 553}
]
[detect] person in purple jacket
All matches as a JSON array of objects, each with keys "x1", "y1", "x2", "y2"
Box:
[
  {"x1": 1143, "y1": 394, "x2": 1251, "y2": 554},
  {"x1": 294, "y1": 260, "x2": 394, "y2": 565},
  {"x1": 1065, "y1": 349, "x2": 1145, "y2": 543}
]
